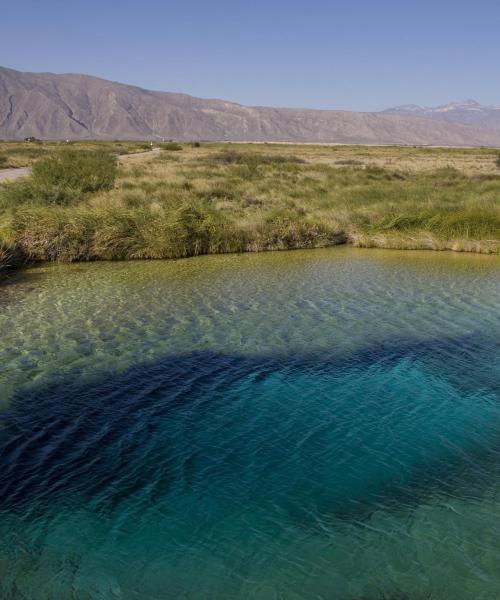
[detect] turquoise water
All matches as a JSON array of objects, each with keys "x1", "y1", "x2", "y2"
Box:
[{"x1": 1, "y1": 248, "x2": 500, "y2": 599}]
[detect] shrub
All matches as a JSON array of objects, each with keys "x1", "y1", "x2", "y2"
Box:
[
  {"x1": 32, "y1": 149, "x2": 117, "y2": 194},
  {"x1": 162, "y1": 202, "x2": 245, "y2": 256},
  {"x1": 0, "y1": 149, "x2": 117, "y2": 208},
  {"x1": 206, "y1": 151, "x2": 305, "y2": 167},
  {"x1": 197, "y1": 182, "x2": 236, "y2": 201},
  {"x1": 366, "y1": 206, "x2": 500, "y2": 239},
  {"x1": 11, "y1": 201, "x2": 246, "y2": 262},
  {"x1": 496, "y1": 154, "x2": 500, "y2": 169},
  {"x1": 246, "y1": 210, "x2": 345, "y2": 251},
  {"x1": 0, "y1": 153, "x2": 8, "y2": 169},
  {"x1": 0, "y1": 180, "x2": 37, "y2": 209},
  {"x1": 334, "y1": 159, "x2": 364, "y2": 166},
  {"x1": 262, "y1": 154, "x2": 306, "y2": 165},
  {"x1": 11, "y1": 207, "x2": 97, "y2": 261},
  {"x1": 160, "y1": 142, "x2": 183, "y2": 151}
]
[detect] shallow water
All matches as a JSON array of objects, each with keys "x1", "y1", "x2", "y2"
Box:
[{"x1": 1, "y1": 247, "x2": 500, "y2": 599}]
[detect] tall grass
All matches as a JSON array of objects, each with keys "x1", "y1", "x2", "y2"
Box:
[
  {"x1": 204, "y1": 150, "x2": 306, "y2": 167},
  {"x1": 159, "y1": 142, "x2": 183, "y2": 151},
  {"x1": 1, "y1": 142, "x2": 500, "y2": 269},
  {"x1": 10, "y1": 203, "x2": 346, "y2": 262},
  {"x1": 0, "y1": 140, "x2": 153, "y2": 168},
  {"x1": 11, "y1": 202, "x2": 248, "y2": 262},
  {"x1": 1, "y1": 149, "x2": 117, "y2": 208}
]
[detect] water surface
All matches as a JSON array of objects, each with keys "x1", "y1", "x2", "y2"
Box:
[{"x1": 1, "y1": 248, "x2": 499, "y2": 599}]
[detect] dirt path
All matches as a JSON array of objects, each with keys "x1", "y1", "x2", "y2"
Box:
[
  {"x1": 0, "y1": 147, "x2": 160, "y2": 183},
  {"x1": 0, "y1": 167, "x2": 31, "y2": 182},
  {"x1": 119, "y1": 147, "x2": 160, "y2": 161}
]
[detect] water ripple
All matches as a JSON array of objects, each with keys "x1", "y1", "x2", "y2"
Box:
[{"x1": 1, "y1": 249, "x2": 500, "y2": 598}]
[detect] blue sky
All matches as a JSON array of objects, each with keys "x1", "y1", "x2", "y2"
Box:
[{"x1": 2, "y1": 0, "x2": 499, "y2": 111}]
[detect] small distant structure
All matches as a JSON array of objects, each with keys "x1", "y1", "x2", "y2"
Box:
[{"x1": 24, "y1": 136, "x2": 41, "y2": 142}]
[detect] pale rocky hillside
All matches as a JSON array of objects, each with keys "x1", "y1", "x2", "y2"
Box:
[{"x1": 2, "y1": 66, "x2": 500, "y2": 146}]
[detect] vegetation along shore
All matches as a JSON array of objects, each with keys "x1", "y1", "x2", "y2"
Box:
[{"x1": 1, "y1": 140, "x2": 500, "y2": 272}]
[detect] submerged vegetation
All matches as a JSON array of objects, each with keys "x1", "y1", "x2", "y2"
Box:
[{"x1": 1, "y1": 140, "x2": 500, "y2": 269}]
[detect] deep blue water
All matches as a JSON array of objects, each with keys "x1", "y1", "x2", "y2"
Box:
[{"x1": 1, "y1": 249, "x2": 500, "y2": 598}]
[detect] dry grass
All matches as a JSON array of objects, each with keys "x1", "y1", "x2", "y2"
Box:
[
  {"x1": 1, "y1": 141, "x2": 500, "y2": 269},
  {"x1": 0, "y1": 140, "x2": 151, "y2": 168},
  {"x1": 214, "y1": 142, "x2": 500, "y2": 174}
]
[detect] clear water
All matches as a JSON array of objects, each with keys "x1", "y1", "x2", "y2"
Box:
[{"x1": 1, "y1": 248, "x2": 500, "y2": 599}]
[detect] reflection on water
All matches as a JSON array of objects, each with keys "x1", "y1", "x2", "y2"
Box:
[{"x1": 1, "y1": 248, "x2": 499, "y2": 599}]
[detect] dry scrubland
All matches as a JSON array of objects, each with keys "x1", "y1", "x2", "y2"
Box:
[
  {"x1": 1, "y1": 141, "x2": 500, "y2": 270},
  {"x1": 0, "y1": 140, "x2": 152, "y2": 169}
]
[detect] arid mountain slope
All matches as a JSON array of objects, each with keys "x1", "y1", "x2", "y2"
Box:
[{"x1": 2, "y1": 66, "x2": 500, "y2": 146}]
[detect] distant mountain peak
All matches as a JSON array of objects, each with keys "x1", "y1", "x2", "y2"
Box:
[{"x1": 384, "y1": 99, "x2": 500, "y2": 130}]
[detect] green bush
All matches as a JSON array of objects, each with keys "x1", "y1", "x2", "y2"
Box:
[
  {"x1": 0, "y1": 149, "x2": 117, "y2": 208},
  {"x1": 496, "y1": 154, "x2": 500, "y2": 169},
  {"x1": 207, "y1": 151, "x2": 305, "y2": 167},
  {"x1": 32, "y1": 149, "x2": 117, "y2": 194},
  {"x1": 334, "y1": 159, "x2": 364, "y2": 166},
  {"x1": 247, "y1": 209, "x2": 345, "y2": 251},
  {"x1": 170, "y1": 202, "x2": 244, "y2": 255},
  {"x1": 11, "y1": 201, "x2": 246, "y2": 262},
  {"x1": 160, "y1": 142, "x2": 183, "y2": 151},
  {"x1": 0, "y1": 180, "x2": 38, "y2": 209},
  {"x1": 0, "y1": 153, "x2": 8, "y2": 169}
]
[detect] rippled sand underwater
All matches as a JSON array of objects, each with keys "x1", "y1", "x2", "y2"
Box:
[{"x1": 1, "y1": 248, "x2": 500, "y2": 599}]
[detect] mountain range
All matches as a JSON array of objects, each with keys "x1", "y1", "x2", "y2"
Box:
[
  {"x1": 1, "y1": 66, "x2": 500, "y2": 146},
  {"x1": 384, "y1": 100, "x2": 500, "y2": 131}
]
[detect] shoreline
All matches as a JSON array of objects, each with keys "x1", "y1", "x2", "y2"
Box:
[
  {"x1": 2, "y1": 235, "x2": 499, "y2": 277},
  {"x1": 2, "y1": 142, "x2": 500, "y2": 273}
]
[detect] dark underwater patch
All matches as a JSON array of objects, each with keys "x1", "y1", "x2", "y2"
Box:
[{"x1": 1, "y1": 333, "x2": 499, "y2": 526}]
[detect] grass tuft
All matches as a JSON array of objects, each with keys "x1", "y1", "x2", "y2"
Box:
[
  {"x1": 1, "y1": 149, "x2": 117, "y2": 208},
  {"x1": 1, "y1": 141, "x2": 500, "y2": 267},
  {"x1": 205, "y1": 150, "x2": 306, "y2": 167},
  {"x1": 159, "y1": 142, "x2": 183, "y2": 151}
]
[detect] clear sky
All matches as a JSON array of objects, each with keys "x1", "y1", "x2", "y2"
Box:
[{"x1": 2, "y1": 0, "x2": 500, "y2": 111}]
